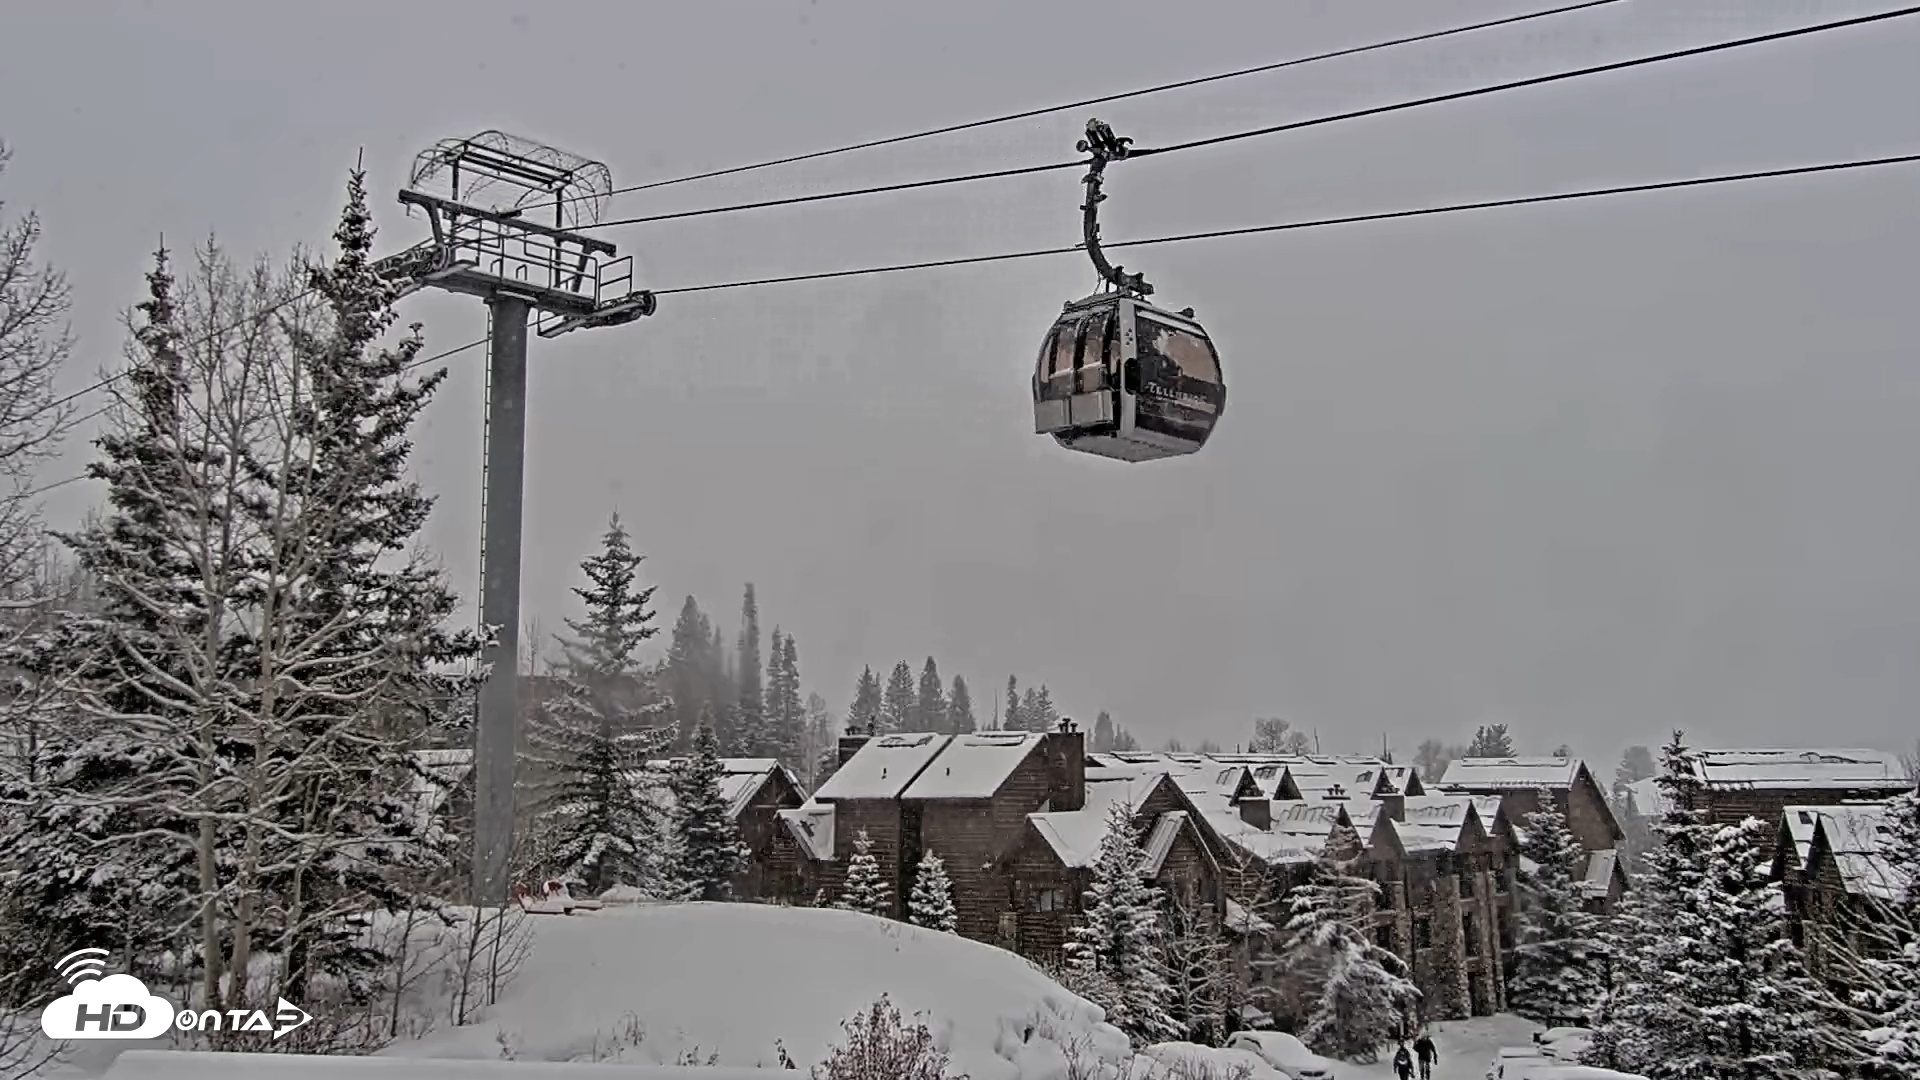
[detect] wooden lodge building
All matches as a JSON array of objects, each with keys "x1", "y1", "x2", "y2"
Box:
[
  {"x1": 1771, "y1": 798, "x2": 1913, "y2": 982},
  {"x1": 756, "y1": 727, "x2": 1595, "y2": 1028},
  {"x1": 1433, "y1": 756, "x2": 1629, "y2": 912},
  {"x1": 1631, "y1": 748, "x2": 1913, "y2": 861}
]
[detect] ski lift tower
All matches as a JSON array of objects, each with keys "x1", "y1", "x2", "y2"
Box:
[{"x1": 381, "y1": 131, "x2": 657, "y2": 904}]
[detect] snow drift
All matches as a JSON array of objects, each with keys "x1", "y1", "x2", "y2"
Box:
[{"x1": 381, "y1": 902, "x2": 1135, "y2": 1079}]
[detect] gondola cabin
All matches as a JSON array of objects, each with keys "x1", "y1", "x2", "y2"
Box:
[{"x1": 1032, "y1": 293, "x2": 1225, "y2": 461}]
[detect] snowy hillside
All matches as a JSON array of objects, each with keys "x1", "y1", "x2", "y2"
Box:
[{"x1": 381, "y1": 903, "x2": 1135, "y2": 1079}]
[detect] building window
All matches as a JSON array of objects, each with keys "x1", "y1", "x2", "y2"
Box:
[
  {"x1": 1497, "y1": 912, "x2": 1514, "y2": 951},
  {"x1": 1463, "y1": 917, "x2": 1479, "y2": 956},
  {"x1": 1458, "y1": 865, "x2": 1475, "y2": 897},
  {"x1": 1032, "y1": 888, "x2": 1065, "y2": 912},
  {"x1": 1375, "y1": 923, "x2": 1395, "y2": 951},
  {"x1": 1413, "y1": 915, "x2": 1431, "y2": 950}
]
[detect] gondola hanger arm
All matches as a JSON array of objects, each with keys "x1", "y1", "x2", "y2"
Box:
[{"x1": 1077, "y1": 119, "x2": 1153, "y2": 298}]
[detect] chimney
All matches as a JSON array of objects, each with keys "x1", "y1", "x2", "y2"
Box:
[
  {"x1": 1237, "y1": 797, "x2": 1272, "y2": 830},
  {"x1": 1042, "y1": 727, "x2": 1087, "y2": 812},
  {"x1": 839, "y1": 720, "x2": 875, "y2": 766}
]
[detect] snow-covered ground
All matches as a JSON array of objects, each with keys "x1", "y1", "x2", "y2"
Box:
[
  {"x1": 380, "y1": 902, "x2": 1134, "y2": 1079},
  {"x1": 1343, "y1": 1015, "x2": 1543, "y2": 1080}
]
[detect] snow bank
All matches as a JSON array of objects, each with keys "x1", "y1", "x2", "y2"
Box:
[
  {"x1": 1138, "y1": 1042, "x2": 1286, "y2": 1078},
  {"x1": 382, "y1": 902, "x2": 1134, "y2": 1079}
]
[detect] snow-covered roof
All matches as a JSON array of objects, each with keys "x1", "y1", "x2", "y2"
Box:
[
  {"x1": 1625, "y1": 775, "x2": 1669, "y2": 817},
  {"x1": 1468, "y1": 795, "x2": 1508, "y2": 832},
  {"x1": 1224, "y1": 898, "x2": 1274, "y2": 935},
  {"x1": 1687, "y1": 748, "x2": 1912, "y2": 792},
  {"x1": 1139, "y1": 810, "x2": 1188, "y2": 876},
  {"x1": 1816, "y1": 802, "x2": 1911, "y2": 901},
  {"x1": 812, "y1": 732, "x2": 949, "y2": 800},
  {"x1": 1384, "y1": 796, "x2": 1483, "y2": 853},
  {"x1": 1581, "y1": 848, "x2": 1620, "y2": 896},
  {"x1": 636, "y1": 757, "x2": 799, "y2": 820},
  {"x1": 777, "y1": 800, "x2": 837, "y2": 862},
  {"x1": 1028, "y1": 770, "x2": 1169, "y2": 868},
  {"x1": 899, "y1": 731, "x2": 1042, "y2": 799},
  {"x1": 1437, "y1": 756, "x2": 1585, "y2": 792},
  {"x1": 1781, "y1": 805, "x2": 1825, "y2": 868}
]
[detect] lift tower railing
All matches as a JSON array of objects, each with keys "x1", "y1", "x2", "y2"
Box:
[{"x1": 381, "y1": 131, "x2": 656, "y2": 905}]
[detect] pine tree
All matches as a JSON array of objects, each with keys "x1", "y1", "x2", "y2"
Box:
[
  {"x1": 3, "y1": 248, "x2": 202, "y2": 994},
  {"x1": 664, "y1": 718, "x2": 749, "y2": 901},
  {"x1": 1465, "y1": 723, "x2": 1515, "y2": 757},
  {"x1": 665, "y1": 595, "x2": 712, "y2": 750},
  {"x1": 914, "y1": 657, "x2": 945, "y2": 733},
  {"x1": 1020, "y1": 687, "x2": 1043, "y2": 732},
  {"x1": 848, "y1": 665, "x2": 882, "y2": 731},
  {"x1": 1065, "y1": 798, "x2": 1180, "y2": 1045},
  {"x1": 1004, "y1": 675, "x2": 1023, "y2": 732},
  {"x1": 523, "y1": 514, "x2": 671, "y2": 896},
  {"x1": 1282, "y1": 852, "x2": 1419, "y2": 1062},
  {"x1": 907, "y1": 851, "x2": 957, "y2": 932},
  {"x1": 1585, "y1": 731, "x2": 1718, "y2": 1074},
  {"x1": 1033, "y1": 685, "x2": 1059, "y2": 729},
  {"x1": 945, "y1": 675, "x2": 975, "y2": 735},
  {"x1": 802, "y1": 691, "x2": 834, "y2": 789},
  {"x1": 882, "y1": 661, "x2": 915, "y2": 732},
  {"x1": 761, "y1": 627, "x2": 803, "y2": 765},
  {"x1": 839, "y1": 828, "x2": 890, "y2": 917},
  {"x1": 1509, "y1": 786, "x2": 1602, "y2": 1023},
  {"x1": 1661, "y1": 817, "x2": 1860, "y2": 1080},
  {"x1": 1093, "y1": 710, "x2": 1116, "y2": 753},
  {"x1": 732, "y1": 584, "x2": 765, "y2": 754}
]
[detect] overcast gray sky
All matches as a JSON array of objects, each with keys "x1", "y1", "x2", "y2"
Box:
[{"x1": 6, "y1": 0, "x2": 1919, "y2": 768}]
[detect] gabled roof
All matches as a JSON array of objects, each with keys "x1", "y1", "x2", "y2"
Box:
[
  {"x1": 900, "y1": 731, "x2": 1044, "y2": 799},
  {"x1": 1028, "y1": 769, "x2": 1174, "y2": 868},
  {"x1": 1810, "y1": 801, "x2": 1911, "y2": 901},
  {"x1": 1437, "y1": 756, "x2": 1585, "y2": 792},
  {"x1": 406, "y1": 748, "x2": 473, "y2": 830},
  {"x1": 640, "y1": 757, "x2": 804, "y2": 820},
  {"x1": 1581, "y1": 848, "x2": 1624, "y2": 897},
  {"x1": 1377, "y1": 796, "x2": 1487, "y2": 854},
  {"x1": 777, "y1": 800, "x2": 837, "y2": 862},
  {"x1": 812, "y1": 732, "x2": 949, "y2": 800},
  {"x1": 1780, "y1": 805, "x2": 1826, "y2": 870},
  {"x1": 1687, "y1": 748, "x2": 1912, "y2": 792},
  {"x1": 1140, "y1": 811, "x2": 1190, "y2": 876}
]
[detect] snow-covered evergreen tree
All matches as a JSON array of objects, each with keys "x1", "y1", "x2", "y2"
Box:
[
  {"x1": 840, "y1": 828, "x2": 891, "y2": 917},
  {"x1": 1465, "y1": 723, "x2": 1515, "y2": 757},
  {"x1": 1585, "y1": 729, "x2": 1776, "y2": 1077},
  {"x1": 1282, "y1": 851, "x2": 1419, "y2": 1062},
  {"x1": 945, "y1": 675, "x2": 975, "y2": 735},
  {"x1": 1509, "y1": 786, "x2": 1603, "y2": 1023},
  {"x1": 907, "y1": 850, "x2": 957, "y2": 932},
  {"x1": 523, "y1": 513, "x2": 671, "y2": 896},
  {"x1": 847, "y1": 665, "x2": 882, "y2": 731},
  {"x1": 1065, "y1": 798, "x2": 1179, "y2": 1045},
  {"x1": 881, "y1": 661, "x2": 915, "y2": 732},
  {"x1": 250, "y1": 169, "x2": 485, "y2": 1003},
  {"x1": 664, "y1": 718, "x2": 748, "y2": 901},
  {"x1": 1674, "y1": 816, "x2": 1860, "y2": 1079},
  {"x1": 913, "y1": 657, "x2": 945, "y2": 733},
  {"x1": 762, "y1": 628, "x2": 803, "y2": 765},
  {"x1": 1003, "y1": 675, "x2": 1022, "y2": 731},
  {"x1": 0, "y1": 247, "x2": 203, "y2": 993}
]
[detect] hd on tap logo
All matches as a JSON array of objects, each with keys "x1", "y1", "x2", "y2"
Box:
[{"x1": 40, "y1": 948, "x2": 311, "y2": 1041}]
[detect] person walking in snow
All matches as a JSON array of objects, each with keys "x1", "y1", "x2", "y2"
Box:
[
  {"x1": 1413, "y1": 1030, "x2": 1437, "y2": 1080},
  {"x1": 1393, "y1": 1041, "x2": 1415, "y2": 1080}
]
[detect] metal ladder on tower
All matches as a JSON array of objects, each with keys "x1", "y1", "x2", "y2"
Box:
[{"x1": 476, "y1": 306, "x2": 494, "y2": 632}]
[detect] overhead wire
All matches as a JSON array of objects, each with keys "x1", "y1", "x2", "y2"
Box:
[
  {"x1": 639, "y1": 151, "x2": 1920, "y2": 295},
  {"x1": 517, "y1": 0, "x2": 1627, "y2": 215},
  {"x1": 20, "y1": 4, "x2": 1918, "y2": 490},
  {"x1": 577, "y1": 3, "x2": 1920, "y2": 231}
]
